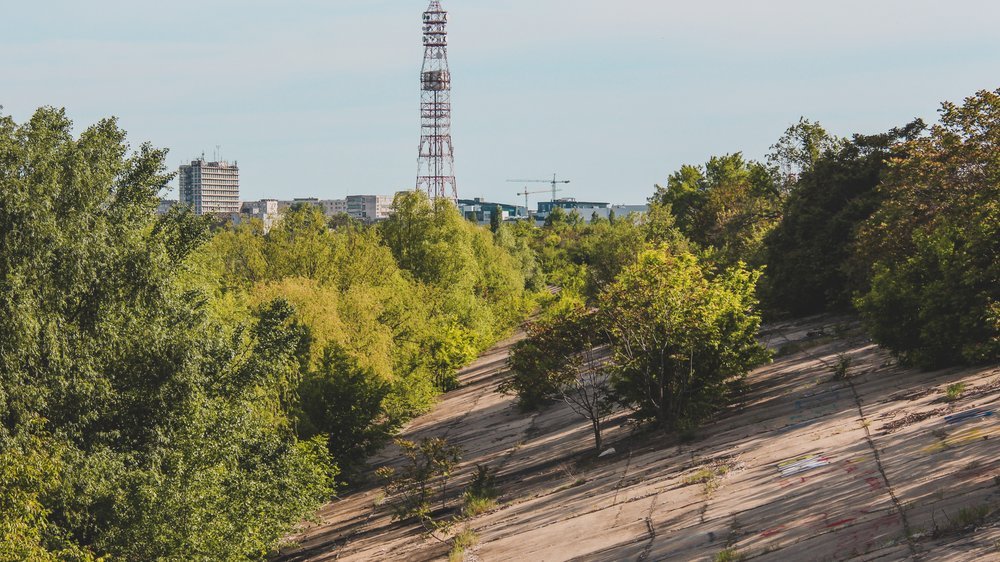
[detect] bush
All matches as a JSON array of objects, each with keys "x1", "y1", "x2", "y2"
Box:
[
  {"x1": 376, "y1": 438, "x2": 462, "y2": 530},
  {"x1": 600, "y1": 248, "x2": 770, "y2": 428}
]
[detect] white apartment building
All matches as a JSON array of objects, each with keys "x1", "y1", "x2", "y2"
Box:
[
  {"x1": 346, "y1": 195, "x2": 392, "y2": 222},
  {"x1": 178, "y1": 158, "x2": 240, "y2": 215},
  {"x1": 321, "y1": 199, "x2": 349, "y2": 216}
]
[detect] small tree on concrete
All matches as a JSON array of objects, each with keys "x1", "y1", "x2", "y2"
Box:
[
  {"x1": 376, "y1": 437, "x2": 462, "y2": 532},
  {"x1": 560, "y1": 340, "x2": 614, "y2": 452}
]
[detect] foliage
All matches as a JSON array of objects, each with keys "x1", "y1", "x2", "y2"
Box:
[
  {"x1": 767, "y1": 117, "x2": 842, "y2": 193},
  {"x1": 519, "y1": 209, "x2": 648, "y2": 304},
  {"x1": 761, "y1": 120, "x2": 925, "y2": 315},
  {"x1": 461, "y1": 464, "x2": 499, "y2": 517},
  {"x1": 651, "y1": 153, "x2": 781, "y2": 266},
  {"x1": 600, "y1": 247, "x2": 770, "y2": 428},
  {"x1": 500, "y1": 306, "x2": 599, "y2": 410},
  {"x1": 855, "y1": 89, "x2": 1000, "y2": 367},
  {"x1": 189, "y1": 193, "x2": 531, "y2": 478},
  {"x1": 448, "y1": 527, "x2": 479, "y2": 562},
  {"x1": 833, "y1": 354, "x2": 852, "y2": 380},
  {"x1": 714, "y1": 547, "x2": 747, "y2": 562},
  {"x1": 298, "y1": 345, "x2": 399, "y2": 477},
  {"x1": 380, "y1": 191, "x2": 528, "y2": 351},
  {"x1": 547, "y1": 310, "x2": 615, "y2": 451},
  {"x1": 0, "y1": 107, "x2": 334, "y2": 559},
  {"x1": 945, "y1": 383, "x2": 966, "y2": 402}
]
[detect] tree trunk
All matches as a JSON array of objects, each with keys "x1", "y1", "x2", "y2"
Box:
[{"x1": 592, "y1": 418, "x2": 603, "y2": 452}]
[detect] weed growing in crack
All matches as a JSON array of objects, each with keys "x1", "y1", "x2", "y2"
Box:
[
  {"x1": 448, "y1": 527, "x2": 479, "y2": 562},
  {"x1": 945, "y1": 382, "x2": 967, "y2": 402},
  {"x1": 714, "y1": 547, "x2": 746, "y2": 562},
  {"x1": 833, "y1": 353, "x2": 852, "y2": 379}
]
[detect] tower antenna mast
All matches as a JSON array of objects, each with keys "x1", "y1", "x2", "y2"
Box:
[{"x1": 416, "y1": 0, "x2": 457, "y2": 201}]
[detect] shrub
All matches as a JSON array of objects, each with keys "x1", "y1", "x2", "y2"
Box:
[{"x1": 601, "y1": 248, "x2": 770, "y2": 428}]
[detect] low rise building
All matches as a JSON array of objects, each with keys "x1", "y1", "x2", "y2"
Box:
[
  {"x1": 457, "y1": 198, "x2": 527, "y2": 223},
  {"x1": 240, "y1": 199, "x2": 280, "y2": 232},
  {"x1": 346, "y1": 194, "x2": 392, "y2": 222},
  {"x1": 156, "y1": 199, "x2": 177, "y2": 215}
]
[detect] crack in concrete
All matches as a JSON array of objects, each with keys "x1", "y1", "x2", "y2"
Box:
[
  {"x1": 637, "y1": 493, "x2": 660, "y2": 562},
  {"x1": 774, "y1": 328, "x2": 920, "y2": 559},
  {"x1": 611, "y1": 449, "x2": 634, "y2": 527},
  {"x1": 845, "y1": 374, "x2": 919, "y2": 558}
]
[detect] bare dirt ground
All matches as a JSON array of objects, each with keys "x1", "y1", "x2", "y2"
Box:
[{"x1": 276, "y1": 316, "x2": 1000, "y2": 561}]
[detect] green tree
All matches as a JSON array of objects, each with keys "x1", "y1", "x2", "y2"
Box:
[
  {"x1": 490, "y1": 204, "x2": 503, "y2": 233},
  {"x1": 761, "y1": 120, "x2": 925, "y2": 315},
  {"x1": 600, "y1": 248, "x2": 769, "y2": 428},
  {"x1": 298, "y1": 344, "x2": 398, "y2": 476},
  {"x1": 767, "y1": 117, "x2": 841, "y2": 194},
  {"x1": 0, "y1": 107, "x2": 334, "y2": 559},
  {"x1": 500, "y1": 307, "x2": 597, "y2": 410},
  {"x1": 651, "y1": 154, "x2": 781, "y2": 266},
  {"x1": 376, "y1": 437, "x2": 462, "y2": 529},
  {"x1": 855, "y1": 89, "x2": 1000, "y2": 367}
]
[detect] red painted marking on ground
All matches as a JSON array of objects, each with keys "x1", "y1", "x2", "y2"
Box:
[
  {"x1": 865, "y1": 477, "x2": 883, "y2": 490},
  {"x1": 826, "y1": 518, "x2": 856, "y2": 528},
  {"x1": 761, "y1": 526, "x2": 785, "y2": 537}
]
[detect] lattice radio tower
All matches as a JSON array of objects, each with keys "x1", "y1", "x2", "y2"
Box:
[{"x1": 416, "y1": 0, "x2": 457, "y2": 201}]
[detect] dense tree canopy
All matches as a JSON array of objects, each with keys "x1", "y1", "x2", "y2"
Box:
[
  {"x1": 761, "y1": 120, "x2": 925, "y2": 315},
  {"x1": 650, "y1": 153, "x2": 781, "y2": 266},
  {"x1": 0, "y1": 107, "x2": 334, "y2": 559},
  {"x1": 4, "y1": 85, "x2": 999, "y2": 558},
  {"x1": 855, "y1": 89, "x2": 1000, "y2": 367}
]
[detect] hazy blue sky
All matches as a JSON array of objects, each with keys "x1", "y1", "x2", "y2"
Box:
[{"x1": 3, "y1": 1, "x2": 999, "y2": 205}]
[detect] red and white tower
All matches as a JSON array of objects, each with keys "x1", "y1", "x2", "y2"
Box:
[{"x1": 416, "y1": 0, "x2": 457, "y2": 201}]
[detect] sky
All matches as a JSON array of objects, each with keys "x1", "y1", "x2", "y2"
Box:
[{"x1": 3, "y1": 0, "x2": 1000, "y2": 206}]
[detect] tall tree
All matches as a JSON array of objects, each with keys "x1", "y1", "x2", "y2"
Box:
[
  {"x1": 0, "y1": 107, "x2": 334, "y2": 559},
  {"x1": 855, "y1": 89, "x2": 1000, "y2": 367},
  {"x1": 651, "y1": 154, "x2": 781, "y2": 266},
  {"x1": 600, "y1": 248, "x2": 769, "y2": 428},
  {"x1": 761, "y1": 120, "x2": 925, "y2": 315},
  {"x1": 767, "y1": 117, "x2": 841, "y2": 194}
]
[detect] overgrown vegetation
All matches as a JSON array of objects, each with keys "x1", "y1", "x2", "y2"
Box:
[
  {"x1": 4, "y1": 84, "x2": 998, "y2": 558},
  {"x1": 448, "y1": 527, "x2": 479, "y2": 562},
  {"x1": 854, "y1": 90, "x2": 1000, "y2": 368},
  {"x1": 945, "y1": 383, "x2": 967, "y2": 402},
  {"x1": 0, "y1": 110, "x2": 529, "y2": 558}
]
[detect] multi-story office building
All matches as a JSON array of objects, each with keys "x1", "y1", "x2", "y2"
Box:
[
  {"x1": 457, "y1": 198, "x2": 527, "y2": 223},
  {"x1": 178, "y1": 158, "x2": 240, "y2": 215}
]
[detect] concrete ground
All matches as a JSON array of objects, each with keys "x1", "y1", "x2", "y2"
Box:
[{"x1": 276, "y1": 316, "x2": 1000, "y2": 561}]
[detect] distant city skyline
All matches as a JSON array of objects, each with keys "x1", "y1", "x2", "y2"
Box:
[{"x1": 3, "y1": 0, "x2": 1000, "y2": 205}]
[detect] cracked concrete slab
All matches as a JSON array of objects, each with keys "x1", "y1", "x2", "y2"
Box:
[{"x1": 276, "y1": 317, "x2": 1000, "y2": 561}]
